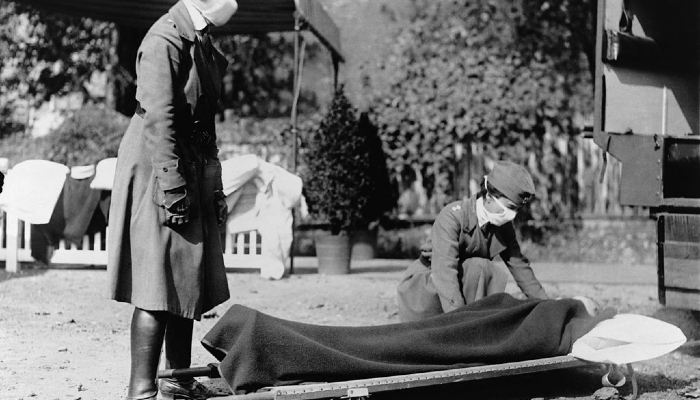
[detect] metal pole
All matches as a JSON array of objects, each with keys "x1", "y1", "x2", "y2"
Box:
[
  {"x1": 289, "y1": 15, "x2": 302, "y2": 275},
  {"x1": 291, "y1": 14, "x2": 300, "y2": 174},
  {"x1": 332, "y1": 54, "x2": 340, "y2": 90},
  {"x1": 157, "y1": 363, "x2": 220, "y2": 379}
]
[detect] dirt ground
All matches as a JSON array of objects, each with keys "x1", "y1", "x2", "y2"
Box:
[{"x1": 2, "y1": 259, "x2": 700, "y2": 400}]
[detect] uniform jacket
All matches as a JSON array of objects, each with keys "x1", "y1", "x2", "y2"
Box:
[
  {"x1": 107, "y1": 1, "x2": 230, "y2": 320},
  {"x1": 422, "y1": 195, "x2": 547, "y2": 313}
]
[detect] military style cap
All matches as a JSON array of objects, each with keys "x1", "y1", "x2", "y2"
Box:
[{"x1": 487, "y1": 161, "x2": 535, "y2": 206}]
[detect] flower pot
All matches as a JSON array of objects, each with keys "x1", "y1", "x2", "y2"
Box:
[
  {"x1": 315, "y1": 234, "x2": 351, "y2": 275},
  {"x1": 351, "y1": 229, "x2": 378, "y2": 260}
]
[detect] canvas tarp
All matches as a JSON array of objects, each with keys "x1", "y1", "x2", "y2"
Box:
[{"x1": 17, "y1": 0, "x2": 343, "y2": 61}]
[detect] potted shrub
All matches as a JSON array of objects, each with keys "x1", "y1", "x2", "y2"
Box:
[
  {"x1": 301, "y1": 87, "x2": 374, "y2": 274},
  {"x1": 350, "y1": 112, "x2": 396, "y2": 259}
]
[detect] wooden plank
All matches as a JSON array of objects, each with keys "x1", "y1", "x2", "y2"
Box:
[
  {"x1": 603, "y1": 65, "x2": 698, "y2": 136},
  {"x1": 665, "y1": 290, "x2": 700, "y2": 311},
  {"x1": 5, "y1": 211, "x2": 20, "y2": 272},
  {"x1": 236, "y1": 233, "x2": 246, "y2": 255},
  {"x1": 250, "y1": 232, "x2": 258, "y2": 255},
  {"x1": 0, "y1": 215, "x2": 274, "y2": 275},
  {"x1": 224, "y1": 231, "x2": 234, "y2": 254},
  {"x1": 664, "y1": 214, "x2": 700, "y2": 242},
  {"x1": 94, "y1": 231, "x2": 103, "y2": 251},
  {"x1": 217, "y1": 356, "x2": 589, "y2": 400},
  {"x1": 663, "y1": 257, "x2": 700, "y2": 289},
  {"x1": 664, "y1": 242, "x2": 700, "y2": 260},
  {"x1": 50, "y1": 248, "x2": 108, "y2": 266},
  {"x1": 223, "y1": 254, "x2": 281, "y2": 271}
]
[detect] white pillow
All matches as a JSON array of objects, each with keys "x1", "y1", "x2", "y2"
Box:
[{"x1": 571, "y1": 314, "x2": 686, "y2": 364}]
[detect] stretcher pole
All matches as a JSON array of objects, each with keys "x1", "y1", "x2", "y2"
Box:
[
  {"x1": 157, "y1": 363, "x2": 220, "y2": 379},
  {"x1": 160, "y1": 356, "x2": 603, "y2": 400}
]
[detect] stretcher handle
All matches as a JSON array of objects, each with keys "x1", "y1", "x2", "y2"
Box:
[{"x1": 157, "y1": 363, "x2": 221, "y2": 379}]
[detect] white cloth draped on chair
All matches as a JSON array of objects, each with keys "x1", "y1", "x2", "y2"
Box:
[{"x1": 221, "y1": 155, "x2": 302, "y2": 280}]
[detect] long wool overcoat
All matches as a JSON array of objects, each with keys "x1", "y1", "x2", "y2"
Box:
[{"x1": 108, "y1": 1, "x2": 230, "y2": 320}]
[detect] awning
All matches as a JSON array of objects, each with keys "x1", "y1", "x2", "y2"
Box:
[{"x1": 17, "y1": 0, "x2": 343, "y2": 61}]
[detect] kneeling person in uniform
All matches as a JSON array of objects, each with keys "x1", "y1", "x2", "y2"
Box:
[{"x1": 397, "y1": 161, "x2": 548, "y2": 322}]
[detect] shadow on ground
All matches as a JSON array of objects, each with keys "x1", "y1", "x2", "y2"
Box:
[
  {"x1": 369, "y1": 366, "x2": 693, "y2": 400},
  {"x1": 0, "y1": 265, "x2": 47, "y2": 283},
  {"x1": 652, "y1": 307, "x2": 700, "y2": 341},
  {"x1": 200, "y1": 362, "x2": 697, "y2": 400}
]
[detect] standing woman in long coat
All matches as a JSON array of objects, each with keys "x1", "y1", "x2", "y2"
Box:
[{"x1": 107, "y1": 1, "x2": 238, "y2": 399}]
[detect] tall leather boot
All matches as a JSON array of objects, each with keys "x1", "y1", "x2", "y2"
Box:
[
  {"x1": 159, "y1": 316, "x2": 215, "y2": 400},
  {"x1": 127, "y1": 308, "x2": 168, "y2": 400}
]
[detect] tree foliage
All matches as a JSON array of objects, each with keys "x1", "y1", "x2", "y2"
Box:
[
  {"x1": 0, "y1": 104, "x2": 128, "y2": 167},
  {"x1": 370, "y1": 0, "x2": 594, "y2": 227},
  {"x1": 40, "y1": 104, "x2": 127, "y2": 166},
  {"x1": 215, "y1": 33, "x2": 324, "y2": 118},
  {"x1": 0, "y1": 1, "x2": 116, "y2": 136},
  {"x1": 0, "y1": 0, "x2": 324, "y2": 138}
]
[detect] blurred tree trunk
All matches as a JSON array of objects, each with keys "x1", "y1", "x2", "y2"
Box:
[
  {"x1": 453, "y1": 140, "x2": 472, "y2": 201},
  {"x1": 106, "y1": 25, "x2": 146, "y2": 116}
]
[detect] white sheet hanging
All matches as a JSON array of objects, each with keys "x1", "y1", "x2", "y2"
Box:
[
  {"x1": 90, "y1": 157, "x2": 118, "y2": 190},
  {"x1": 0, "y1": 160, "x2": 69, "y2": 224},
  {"x1": 222, "y1": 155, "x2": 302, "y2": 280}
]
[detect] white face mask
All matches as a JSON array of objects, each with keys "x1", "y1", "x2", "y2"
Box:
[
  {"x1": 195, "y1": 0, "x2": 238, "y2": 27},
  {"x1": 481, "y1": 176, "x2": 517, "y2": 226},
  {"x1": 484, "y1": 194, "x2": 517, "y2": 226}
]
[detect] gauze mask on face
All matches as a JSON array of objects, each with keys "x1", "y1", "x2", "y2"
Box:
[
  {"x1": 482, "y1": 176, "x2": 517, "y2": 226},
  {"x1": 485, "y1": 195, "x2": 517, "y2": 226},
  {"x1": 475, "y1": 197, "x2": 490, "y2": 227},
  {"x1": 197, "y1": 0, "x2": 238, "y2": 26}
]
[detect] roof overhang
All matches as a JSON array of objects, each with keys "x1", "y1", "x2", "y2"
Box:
[{"x1": 17, "y1": 0, "x2": 343, "y2": 61}]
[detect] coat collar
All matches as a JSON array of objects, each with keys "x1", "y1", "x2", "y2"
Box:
[
  {"x1": 182, "y1": 0, "x2": 209, "y2": 31},
  {"x1": 169, "y1": 0, "x2": 228, "y2": 103},
  {"x1": 168, "y1": 1, "x2": 196, "y2": 43},
  {"x1": 462, "y1": 195, "x2": 507, "y2": 256},
  {"x1": 462, "y1": 196, "x2": 479, "y2": 235}
]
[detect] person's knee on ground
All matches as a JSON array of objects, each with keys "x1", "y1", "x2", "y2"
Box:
[
  {"x1": 461, "y1": 258, "x2": 507, "y2": 303},
  {"x1": 397, "y1": 260, "x2": 443, "y2": 322}
]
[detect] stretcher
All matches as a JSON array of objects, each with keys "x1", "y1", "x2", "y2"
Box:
[{"x1": 158, "y1": 356, "x2": 637, "y2": 400}]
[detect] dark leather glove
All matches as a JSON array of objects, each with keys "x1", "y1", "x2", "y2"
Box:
[
  {"x1": 164, "y1": 188, "x2": 191, "y2": 227},
  {"x1": 214, "y1": 191, "x2": 227, "y2": 226}
]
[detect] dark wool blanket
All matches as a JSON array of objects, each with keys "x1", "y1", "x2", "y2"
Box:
[{"x1": 202, "y1": 293, "x2": 615, "y2": 394}]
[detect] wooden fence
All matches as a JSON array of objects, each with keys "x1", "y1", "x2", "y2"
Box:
[
  {"x1": 0, "y1": 210, "x2": 281, "y2": 273},
  {"x1": 215, "y1": 114, "x2": 645, "y2": 219},
  {"x1": 397, "y1": 136, "x2": 646, "y2": 219}
]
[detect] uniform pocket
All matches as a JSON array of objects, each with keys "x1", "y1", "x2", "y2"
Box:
[{"x1": 152, "y1": 160, "x2": 199, "y2": 222}]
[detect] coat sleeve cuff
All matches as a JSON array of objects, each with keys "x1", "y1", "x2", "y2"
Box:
[
  {"x1": 163, "y1": 189, "x2": 187, "y2": 209},
  {"x1": 154, "y1": 159, "x2": 186, "y2": 192}
]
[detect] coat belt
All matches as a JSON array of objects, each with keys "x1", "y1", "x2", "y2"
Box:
[{"x1": 134, "y1": 102, "x2": 215, "y2": 145}]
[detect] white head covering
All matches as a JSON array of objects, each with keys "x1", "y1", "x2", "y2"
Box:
[
  {"x1": 571, "y1": 314, "x2": 686, "y2": 364},
  {"x1": 185, "y1": 0, "x2": 238, "y2": 27}
]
